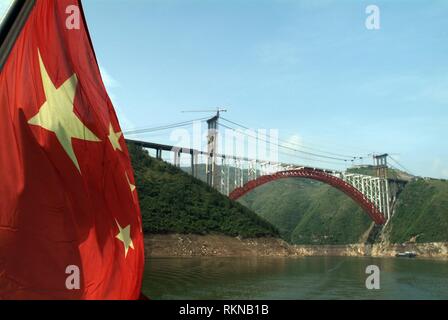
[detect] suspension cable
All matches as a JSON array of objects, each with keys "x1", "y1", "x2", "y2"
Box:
[
  {"x1": 220, "y1": 117, "x2": 362, "y2": 160},
  {"x1": 388, "y1": 155, "x2": 413, "y2": 175},
  {"x1": 219, "y1": 122, "x2": 354, "y2": 163},
  {"x1": 123, "y1": 117, "x2": 209, "y2": 136}
]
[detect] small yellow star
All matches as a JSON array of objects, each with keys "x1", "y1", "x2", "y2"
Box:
[
  {"x1": 115, "y1": 219, "x2": 134, "y2": 258},
  {"x1": 126, "y1": 172, "x2": 136, "y2": 193},
  {"x1": 108, "y1": 123, "x2": 123, "y2": 152}
]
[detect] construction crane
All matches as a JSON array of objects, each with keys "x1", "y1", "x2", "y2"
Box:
[{"x1": 181, "y1": 107, "x2": 227, "y2": 118}]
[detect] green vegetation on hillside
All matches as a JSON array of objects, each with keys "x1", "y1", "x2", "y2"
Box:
[
  {"x1": 128, "y1": 143, "x2": 279, "y2": 238},
  {"x1": 387, "y1": 179, "x2": 448, "y2": 243},
  {"x1": 239, "y1": 178, "x2": 372, "y2": 245},
  {"x1": 127, "y1": 145, "x2": 447, "y2": 244}
]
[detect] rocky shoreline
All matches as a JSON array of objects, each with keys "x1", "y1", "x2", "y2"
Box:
[
  {"x1": 293, "y1": 242, "x2": 448, "y2": 258},
  {"x1": 145, "y1": 234, "x2": 448, "y2": 258},
  {"x1": 145, "y1": 234, "x2": 293, "y2": 257}
]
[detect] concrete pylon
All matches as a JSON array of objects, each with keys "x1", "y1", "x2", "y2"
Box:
[
  {"x1": 206, "y1": 113, "x2": 219, "y2": 188},
  {"x1": 373, "y1": 154, "x2": 390, "y2": 221}
]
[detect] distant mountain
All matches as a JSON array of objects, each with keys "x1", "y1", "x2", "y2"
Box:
[{"x1": 128, "y1": 143, "x2": 279, "y2": 238}]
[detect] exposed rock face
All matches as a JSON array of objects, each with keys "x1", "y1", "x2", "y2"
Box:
[
  {"x1": 145, "y1": 234, "x2": 293, "y2": 257},
  {"x1": 145, "y1": 234, "x2": 448, "y2": 258},
  {"x1": 292, "y1": 243, "x2": 448, "y2": 258},
  {"x1": 370, "y1": 242, "x2": 448, "y2": 258}
]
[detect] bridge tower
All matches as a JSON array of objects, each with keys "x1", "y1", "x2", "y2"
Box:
[
  {"x1": 206, "y1": 109, "x2": 226, "y2": 188},
  {"x1": 373, "y1": 154, "x2": 391, "y2": 221},
  {"x1": 374, "y1": 153, "x2": 388, "y2": 179},
  {"x1": 182, "y1": 108, "x2": 226, "y2": 187}
]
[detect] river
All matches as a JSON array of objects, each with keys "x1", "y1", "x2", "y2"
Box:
[{"x1": 142, "y1": 256, "x2": 448, "y2": 299}]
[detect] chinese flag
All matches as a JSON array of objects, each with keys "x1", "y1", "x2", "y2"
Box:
[{"x1": 0, "y1": 0, "x2": 144, "y2": 299}]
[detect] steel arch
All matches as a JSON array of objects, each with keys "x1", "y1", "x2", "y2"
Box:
[{"x1": 229, "y1": 168, "x2": 386, "y2": 225}]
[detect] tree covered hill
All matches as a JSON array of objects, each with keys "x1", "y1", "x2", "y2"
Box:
[
  {"x1": 386, "y1": 178, "x2": 448, "y2": 243},
  {"x1": 239, "y1": 178, "x2": 372, "y2": 245},
  {"x1": 127, "y1": 143, "x2": 279, "y2": 238}
]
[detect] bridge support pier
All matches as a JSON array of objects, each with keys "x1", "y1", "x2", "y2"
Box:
[
  {"x1": 156, "y1": 149, "x2": 162, "y2": 160},
  {"x1": 173, "y1": 149, "x2": 181, "y2": 167},
  {"x1": 191, "y1": 151, "x2": 199, "y2": 178}
]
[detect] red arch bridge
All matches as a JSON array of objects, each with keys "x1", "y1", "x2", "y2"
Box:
[
  {"x1": 128, "y1": 139, "x2": 393, "y2": 225},
  {"x1": 228, "y1": 168, "x2": 389, "y2": 225}
]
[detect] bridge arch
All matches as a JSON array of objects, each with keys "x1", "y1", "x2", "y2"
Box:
[{"x1": 229, "y1": 168, "x2": 386, "y2": 225}]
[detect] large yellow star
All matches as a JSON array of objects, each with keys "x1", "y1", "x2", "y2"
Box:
[
  {"x1": 108, "y1": 123, "x2": 123, "y2": 152},
  {"x1": 28, "y1": 51, "x2": 100, "y2": 172},
  {"x1": 115, "y1": 219, "x2": 134, "y2": 258}
]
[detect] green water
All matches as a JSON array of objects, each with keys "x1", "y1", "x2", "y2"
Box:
[{"x1": 142, "y1": 256, "x2": 448, "y2": 300}]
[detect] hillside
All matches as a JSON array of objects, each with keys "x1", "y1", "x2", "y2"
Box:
[
  {"x1": 386, "y1": 179, "x2": 448, "y2": 243},
  {"x1": 347, "y1": 166, "x2": 413, "y2": 181},
  {"x1": 239, "y1": 178, "x2": 372, "y2": 245},
  {"x1": 127, "y1": 143, "x2": 279, "y2": 238}
]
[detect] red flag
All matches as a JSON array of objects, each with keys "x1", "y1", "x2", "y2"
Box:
[{"x1": 0, "y1": 0, "x2": 144, "y2": 299}]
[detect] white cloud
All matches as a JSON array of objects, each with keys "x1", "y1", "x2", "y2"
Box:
[
  {"x1": 432, "y1": 158, "x2": 448, "y2": 179},
  {"x1": 256, "y1": 42, "x2": 301, "y2": 66},
  {"x1": 356, "y1": 73, "x2": 448, "y2": 106},
  {"x1": 99, "y1": 65, "x2": 120, "y2": 90},
  {"x1": 415, "y1": 77, "x2": 448, "y2": 105},
  {"x1": 285, "y1": 133, "x2": 304, "y2": 148},
  {"x1": 99, "y1": 65, "x2": 135, "y2": 131}
]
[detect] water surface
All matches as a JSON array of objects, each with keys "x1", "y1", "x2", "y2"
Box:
[{"x1": 142, "y1": 256, "x2": 448, "y2": 299}]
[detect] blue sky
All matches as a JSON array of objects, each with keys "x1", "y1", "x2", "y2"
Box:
[{"x1": 3, "y1": 0, "x2": 448, "y2": 177}]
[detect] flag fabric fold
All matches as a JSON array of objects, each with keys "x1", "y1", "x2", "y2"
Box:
[{"x1": 0, "y1": 0, "x2": 144, "y2": 299}]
